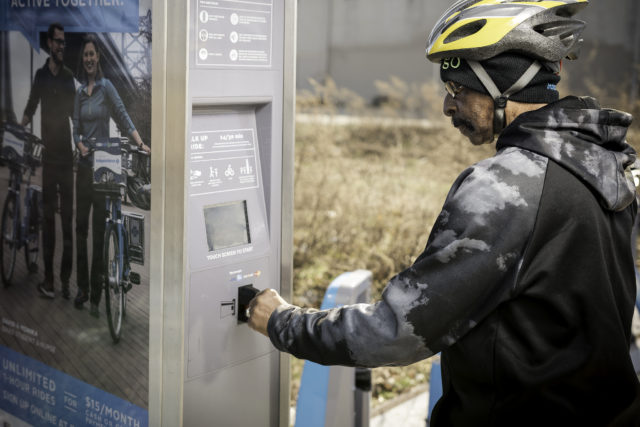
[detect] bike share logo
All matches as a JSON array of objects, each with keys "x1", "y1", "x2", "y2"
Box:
[
  {"x1": 94, "y1": 150, "x2": 122, "y2": 174},
  {"x1": 2, "y1": 131, "x2": 25, "y2": 159},
  {"x1": 93, "y1": 150, "x2": 123, "y2": 185}
]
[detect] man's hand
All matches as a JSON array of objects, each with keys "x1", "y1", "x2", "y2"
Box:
[{"x1": 247, "y1": 289, "x2": 291, "y2": 337}]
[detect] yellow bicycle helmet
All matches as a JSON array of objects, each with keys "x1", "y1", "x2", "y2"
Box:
[
  {"x1": 426, "y1": 0, "x2": 588, "y2": 134},
  {"x1": 426, "y1": 0, "x2": 588, "y2": 63}
]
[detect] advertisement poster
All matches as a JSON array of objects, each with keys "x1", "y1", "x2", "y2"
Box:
[{"x1": 0, "y1": 1, "x2": 152, "y2": 426}]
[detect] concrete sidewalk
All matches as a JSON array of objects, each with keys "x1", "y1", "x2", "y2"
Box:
[{"x1": 370, "y1": 385, "x2": 429, "y2": 427}]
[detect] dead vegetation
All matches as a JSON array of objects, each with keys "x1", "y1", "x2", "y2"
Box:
[{"x1": 291, "y1": 78, "x2": 493, "y2": 407}]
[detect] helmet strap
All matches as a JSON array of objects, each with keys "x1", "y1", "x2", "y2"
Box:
[{"x1": 467, "y1": 60, "x2": 542, "y2": 134}]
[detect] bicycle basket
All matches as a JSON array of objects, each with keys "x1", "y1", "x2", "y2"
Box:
[
  {"x1": 0, "y1": 122, "x2": 27, "y2": 165},
  {"x1": 93, "y1": 138, "x2": 126, "y2": 192}
]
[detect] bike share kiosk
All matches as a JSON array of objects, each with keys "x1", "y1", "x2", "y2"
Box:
[{"x1": 150, "y1": 0, "x2": 296, "y2": 426}]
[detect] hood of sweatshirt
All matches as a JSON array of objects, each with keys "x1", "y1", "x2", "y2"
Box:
[{"x1": 497, "y1": 96, "x2": 636, "y2": 212}]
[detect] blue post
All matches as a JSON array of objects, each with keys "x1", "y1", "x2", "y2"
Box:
[
  {"x1": 426, "y1": 354, "x2": 442, "y2": 426},
  {"x1": 295, "y1": 270, "x2": 372, "y2": 427},
  {"x1": 294, "y1": 285, "x2": 340, "y2": 427}
]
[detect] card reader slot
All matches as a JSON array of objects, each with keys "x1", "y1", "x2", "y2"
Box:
[{"x1": 237, "y1": 284, "x2": 260, "y2": 323}]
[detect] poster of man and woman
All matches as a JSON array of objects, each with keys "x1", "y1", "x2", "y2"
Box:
[{"x1": 1, "y1": 1, "x2": 151, "y2": 425}]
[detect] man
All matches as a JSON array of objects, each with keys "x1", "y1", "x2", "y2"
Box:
[
  {"x1": 248, "y1": 0, "x2": 640, "y2": 425},
  {"x1": 22, "y1": 23, "x2": 75, "y2": 299}
]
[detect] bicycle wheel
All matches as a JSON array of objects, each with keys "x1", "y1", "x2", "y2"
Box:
[
  {"x1": 1, "y1": 194, "x2": 19, "y2": 287},
  {"x1": 24, "y1": 191, "x2": 40, "y2": 273},
  {"x1": 104, "y1": 226, "x2": 124, "y2": 343}
]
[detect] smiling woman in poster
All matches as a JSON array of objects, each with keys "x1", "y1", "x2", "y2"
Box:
[{"x1": 72, "y1": 34, "x2": 150, "y2": 318}]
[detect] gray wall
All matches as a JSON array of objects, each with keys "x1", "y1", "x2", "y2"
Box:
[{"x1": 297, "y1": 0, "x2": 640, "y2": 104}]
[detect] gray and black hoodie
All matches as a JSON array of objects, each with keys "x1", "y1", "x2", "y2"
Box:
[{"x1": 269, "y1": 96, "x2": 640, "y2": 425}]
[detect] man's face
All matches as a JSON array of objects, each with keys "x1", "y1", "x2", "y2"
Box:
[
  {"x1": 443, "y1": 84, "x2": 495, "y2": 145},
  {"x1": 47, "y1": 28, "x2": 65, "y2": 65}
]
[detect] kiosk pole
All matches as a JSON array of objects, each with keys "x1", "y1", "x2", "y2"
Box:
[{"x1": 150, "y1": 1, "x2": 296, "y2": 425}]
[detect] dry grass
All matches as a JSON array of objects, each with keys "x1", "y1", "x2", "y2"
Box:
[
  {"x1": 293, "y1": 117, "x2": 493, "y2": 304},
  {"x1": 291, "y1": 78, "x2": 495, "y2": 408}
]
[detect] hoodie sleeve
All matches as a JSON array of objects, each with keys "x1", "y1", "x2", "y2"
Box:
[{"x1": 268, "y1": 147, "x2": 549, "y2": 367}]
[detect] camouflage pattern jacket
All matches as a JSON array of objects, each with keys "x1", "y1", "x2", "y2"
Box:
[{"x1": 269, "y1": 96, "x2": 640, "y2": 425}]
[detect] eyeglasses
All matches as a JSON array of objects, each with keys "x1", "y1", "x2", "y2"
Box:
[
  {"x1": 444, "y1": 81, "x2": 464, "y2": 98},
  {"x1": 51, "y1": 38, "x2": 66, "y2": 46}
]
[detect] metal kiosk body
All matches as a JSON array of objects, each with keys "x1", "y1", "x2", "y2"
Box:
[{"x1": 149, "y1": 0, "x2": 296, "y2": 425}]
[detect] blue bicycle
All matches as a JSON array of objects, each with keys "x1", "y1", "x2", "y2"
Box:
[
  {"x1": 0, "y1": 122, "x2": 43, "y2": 287},
  {"x1": 89, "y1": 137, "x2": 149, "y2": 343}
]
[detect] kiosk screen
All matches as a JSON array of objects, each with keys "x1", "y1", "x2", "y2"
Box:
[{"x1": 204, "y1": 200, "x2": 251, "y2": 251}]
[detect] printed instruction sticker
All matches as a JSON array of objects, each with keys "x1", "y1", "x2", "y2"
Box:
[
  {"x1": 196, "y1": 0, "x2": 273, "y2": 67},
  {"x1": 189, "y1": 128, "x2": 259, "y2": 195}
]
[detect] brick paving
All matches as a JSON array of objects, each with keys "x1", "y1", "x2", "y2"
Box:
[{"x1": 0, "y1": 168, "x2": 150, "y2": 409}]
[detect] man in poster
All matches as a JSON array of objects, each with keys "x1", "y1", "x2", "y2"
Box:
[{"x1": 21, "y1": 23, "x2": 75, "y2": 300}]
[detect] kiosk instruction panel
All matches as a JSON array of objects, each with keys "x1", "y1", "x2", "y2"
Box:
[
  {"x1": 187, "y1": 109, "x2": 269, "y2": 271},
  {"x1": 189, "y1": 127, "x2": 259, "y2": 194},
  {"x1": 195, "y1": 0, "x2": 274, "y2": 67}
]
